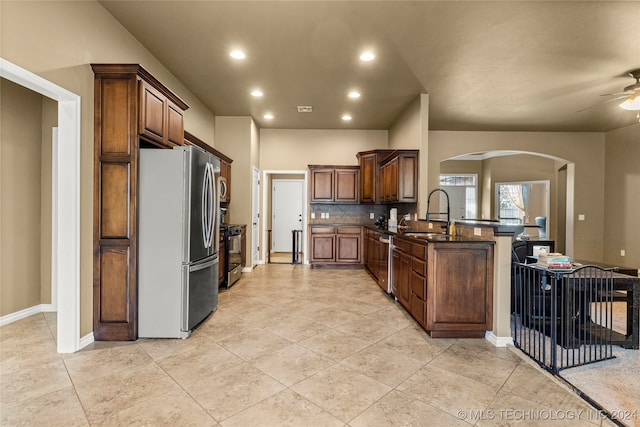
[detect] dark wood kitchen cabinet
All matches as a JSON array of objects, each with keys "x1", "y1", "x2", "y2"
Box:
[
  {"x1": 381, "y1": 157, "x2": 398, "y2": 202},
  {"x1": 309, "y1": 166, "x2": 359, "y2": 204},
  {"x1": 92, "y1": 64, "x2": 189, "y2": 341},
  {"x1": 310, "y1": 168, "x2": 333, "y2": 202},
  {"x1": 336, "y1": 227, "x2": 362, "y2": 263},
  {"x1": 391, "y1": 237, "x2": 412, "y2": 309},
  {"x1": 356, "y1": 149, "x2": 417, "y2": 204},
  {"x1": 310, "y1": 226, "x2": 362, "y2": 265},
  {"x1": 364, "y1": 228, "x2": 379, "y2": 278},
  {"x1": 139, "y1": 81, "x2": 185, "y2": 148},
  {"x1": 310, "y1": 226, "x2": 336, "y2": 263},
  {"x1": 410, "y1": 243, "x2": 427, "y2": 325},
  {"x1": 380, "y1": 150, "x2": 418, "y2": 203},
  {"x1": 426, "y1": 242, "x2": 494, "y2": 338},
  {"x1": 357, "y1": 150, "x2": 393, "y2": 204}
]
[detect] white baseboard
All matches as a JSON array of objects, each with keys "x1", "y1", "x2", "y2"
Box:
[
  {"x1": 242, "y1": 266, "x2": 253, "y2": 272},
  {"x1": 0, "y1": 304, "x2": 94, "y2": 350},
  {"x1": 79, "y1": 332, "x2": 94, "y2": 349},
  {"x1": 0, "y1": 304, "x2": 52, "y2": 327},
  {"x1": 40, "y1": 304, "x2": 56, "y2": 312},
  {"x1": 485, "y1": 331, "x2": 514, "y2": 347},
  {"x1": 1, "y1": 305, "x2": 93, "y2": 352}
]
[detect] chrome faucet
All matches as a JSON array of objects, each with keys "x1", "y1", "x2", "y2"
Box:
[{"x1": 426, "y1": 188, "x2": 451, "y2": 233}]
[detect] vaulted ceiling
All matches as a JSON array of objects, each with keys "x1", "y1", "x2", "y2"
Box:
[{"x1": 100, "y1": 1, "x2": 640, "y2": 132}]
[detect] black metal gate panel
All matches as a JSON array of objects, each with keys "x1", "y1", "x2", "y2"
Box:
[{"x1": 512, "y1": 263, "x2": 615, "y2": 373}]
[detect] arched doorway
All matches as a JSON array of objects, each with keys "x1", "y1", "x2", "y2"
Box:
[{"x1": 439, "y1": 150, "x2": 574, "y2": 255}]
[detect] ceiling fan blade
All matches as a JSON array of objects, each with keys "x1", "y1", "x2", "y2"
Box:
[
  {"x1": 577, "y1": 95, "x2": 630, "y2": 113},
  {"x1": 599, "y1": 91, "x2": 629, "y2": 97},
  {"x1": 606, "y1": 94, "x2": 632, "y2": 102}
]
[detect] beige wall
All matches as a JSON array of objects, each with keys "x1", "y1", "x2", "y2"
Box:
[
  {"x1": 429, "y1": 131, "x2": 606, "y2": 261},
  {"x1": 214, "y1": 117, "x2": 257, "y2": 265},
  {"x1": 1, "y1": 0, "x2": 216, "y2": 335},
  {"x1": 604, "y1": 124, "x2": 640, "y2": 268},
  {"x1": 1, "y1": 79, "x2": 43, "y2": 315},
  {"x1": 260, "y1": 129, "x2": 388, "y2": 170},
  {"x1": 388, "y1": 94, "x2": 430, "y2": 214},
  {"x1": 389, "y1": 96, "x2": 420, "y2": 150}
]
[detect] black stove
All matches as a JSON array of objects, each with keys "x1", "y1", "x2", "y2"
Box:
[{"x1": 220, "y1": 224, "x2": 243, "y2": 289}]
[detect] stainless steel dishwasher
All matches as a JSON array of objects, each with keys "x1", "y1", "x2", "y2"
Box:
[{"x1": 379, "y1": 234, "x2": 392, "y2": 294}]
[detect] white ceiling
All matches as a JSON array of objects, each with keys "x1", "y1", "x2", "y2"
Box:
[{"x1": 99, "y1": 1, "x2": 640, "y2": 132}]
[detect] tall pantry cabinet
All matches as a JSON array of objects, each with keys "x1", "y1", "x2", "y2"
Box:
[{"x1": 92, "y1": 64, "x2": 189, "y2": 341}]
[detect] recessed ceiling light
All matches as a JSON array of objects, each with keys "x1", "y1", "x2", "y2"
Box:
[
  {"x1": 359, "y1": 52, "x2": 375, "y2": 61},
  {"x1": 342, "y1": 114, "x2": 352, "y2": 121},
  {"x1": 251, "y1": 89, "x2": 263, "y2": 97},
  {"x1": 229, "y1": 50, "x2": 246, "y2": 59},
  {"x1": 348, "y1": 91, "x2": 361, "y2": 99},
  {"x1": 263, "y1": 113, "x2": 274, "y2": 120}
]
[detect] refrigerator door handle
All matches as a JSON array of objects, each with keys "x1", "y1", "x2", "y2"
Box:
[
  {"x1": 201, "y1": 163, "x2": 210, "y2": 249},
  {"x1": 189, "y1": 256, "x2": 217, "y2": 272},
  {"x1": 213, "y1": 175, "x2": 220, "y2": 254},
  {"x1": 206, "y1": 163, "x2": 215, "y2": 249},
  {"x1": 202, "y1": 162, "x2": 216, "y2": 249}
]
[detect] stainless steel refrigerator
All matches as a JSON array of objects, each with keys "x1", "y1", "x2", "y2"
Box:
[{"x1": 138, "y1": 145, "x2": 220, "y2": 338}]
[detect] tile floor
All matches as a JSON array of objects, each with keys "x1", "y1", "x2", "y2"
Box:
[
  {"x1": 0, "y1": 265, "x2": 629, "y2": 426},
  {"x1": 268, "y1": 252, "x2": 304, "y2": 264}
]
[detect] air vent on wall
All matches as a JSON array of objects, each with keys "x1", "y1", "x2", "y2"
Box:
[{"x1": 297, "y1": 105, "x2": 313, "y2": 113}]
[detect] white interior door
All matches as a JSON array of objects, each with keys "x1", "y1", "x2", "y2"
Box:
[
  {"x1": 252, "y1": 167, "x2": 260, "y2": 267},
  {"x1": 272, "y1": 180, "x2": 304, "y2": 252}
]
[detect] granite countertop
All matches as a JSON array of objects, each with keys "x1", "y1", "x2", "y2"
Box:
[
  {"x1": 309, "y1": 223, "x2": 370, "y2": 227},
  {"x1": 363, "y1": 225, "x2": 494, "y2": 243},
  {"x1": 395, "y1": 232, "x2": 494, "y2": 243},
  {"x1": 310, "y1": 223, "x2": 493, "y2": 243}
]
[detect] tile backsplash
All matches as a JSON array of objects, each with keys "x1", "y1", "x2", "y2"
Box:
[{"x1": 309, "y1": 203, "x2": 418, "y2": 226}]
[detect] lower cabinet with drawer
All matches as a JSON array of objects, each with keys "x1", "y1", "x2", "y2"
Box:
[
  {"x1": 310, "y1": 226, "x2": 363, "y2": 266},
  {"x1": 391, "y1": 237, "x2": 412, "y2": 309},
  {"x1": 391, "y1": 235, "x2": 494, "y2": 338}
]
